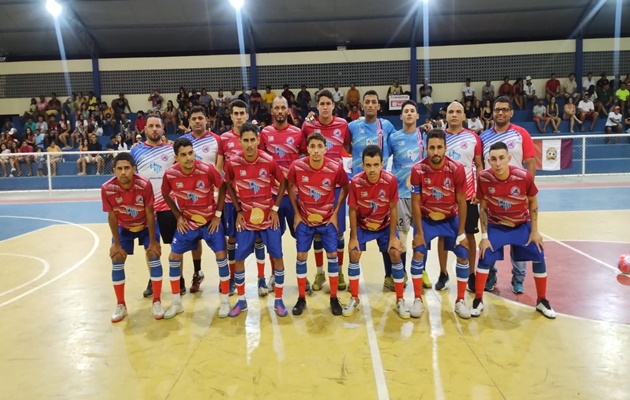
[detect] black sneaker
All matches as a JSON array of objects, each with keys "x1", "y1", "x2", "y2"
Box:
[
  {"x1": 471, "y1": 298, "x2": 484, "y2": 317},
  {"x1": 292, "y1": 297, "x2": 307, "y2": 315},
  {"x1": 434, "y1": 272, "x2": 449, "y2": 291},
  {"x1": 467, "y1": 273, "x2": 476, "y2": 293},
  {"x1": 180, "y1": 276, "x2": 187, "y2": 295},
  {"x1": 143, "y1": 280, "x2": 153, "y2": 298},
  {"x1": 330, "y1": 297, "x2": 343, "y2": 316}
]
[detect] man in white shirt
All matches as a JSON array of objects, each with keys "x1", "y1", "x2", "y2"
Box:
[
  {"x1": 532, "y1": 98, "x2": 550, "y2": 133},
  {"x1": 605, "y1": 105, "x2": 623, "y2": 143},
  {"x1": 331, "y1": 83, "x2": 344, "y2": 116},
  {"x1": 466, "y1": 115, "x2": 483, "y2": 134},
  {"x1": 461, "y1": 78, "x2": 475, "y2": 103},
  {"x1": 481, "y1": 80, "x2": 495, "y2": 103},
  {"x1": 582, "y1": 72, "x2": 596, "y2": 95},
  {"x1": 523, "y1": 76, "x2": 537, "y2": 105},
  {"x1": 577, "y1": 93, "x2": 599, "y2": 132},
  {"x1": 563, "y1": 73, "x2": 580, "y2": 102}
]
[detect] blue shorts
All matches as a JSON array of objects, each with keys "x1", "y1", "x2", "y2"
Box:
[
  {"x1": 117, "y1": 224, "x2": 160, "y2": 255},
  {"x1": 171, "y1": 223, "x2": 226, "y2": 254},
  {"x1": 222, "y1": 202, "x2": 237, "y2": 238},
  {"x1": 334, "y1": 187, "x2": 346, "y2": 234},
  {"x1": 355, "y1": 226, "x2": 396, "y2": 252},
  {"x1": 235, "y1": 227, "x2": 283, "y2": 260},
  {"x1": 276, "y1": 194, "x2": 296, "y2": 238},
  {"x1": 296, "y1": 222, "x2": 338, "y2": 253},
  {"x1": 412, "y1": 216, "x2": 468, "y2": 260},
  {"x1": 480, "y1": 222, "x2": 544, "y2": 265}
]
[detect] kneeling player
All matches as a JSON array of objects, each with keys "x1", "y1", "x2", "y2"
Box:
[
  {"x1": 102, "y1": 153, "x2": 164, "y2": 322},
  {"x1": 346, "y1": 145, "x2": 406, "y2": 317},
  {"x1": 472, "y1": 141, "x2": 556, "y2": 319},
  {"x1": 224, "y1": 123, "x2": 288, "y2": 317}
]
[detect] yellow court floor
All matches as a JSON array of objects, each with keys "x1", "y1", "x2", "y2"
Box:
[{"x1": 0, "y1": 210, "x2": 629, "y2": 400}]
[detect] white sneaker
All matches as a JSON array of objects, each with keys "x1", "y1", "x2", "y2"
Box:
[
  {"x1": 454, "y1": 299, "x2": 471, "y2": 319},
  {"x1": 218, "y1": 301, "x2": 230, "y2": 318},
  {"x1": 111, "y1": 304, "x2": 127, "y2": 323},
  {"x1": 164, "y1": 302, "x2": 184, "y2": 319},
  {"x1": 470, "y1": 299, "x2": 484, "y2": 317},
  {"x1": 395, "y1": 299, "x2": 410, "y2": 319},
  {"x1": 409, "y1": 297, "x2": 424, "y2": 318},
  {"x1": 152, "y1": 301, "x2": 165, "y2": 320},
  {"x1": 536, "y1": 299, "x2": 557, "y2": 319},
  {"x1": 267, "y1": 275, "x2": 276, "y2": 291},
  {"x1": 96, "y1": 172, "x2": 101, "y2": 175},
  {"x1": 342, "y1": 296, "x2": 360, "y2": 317}
]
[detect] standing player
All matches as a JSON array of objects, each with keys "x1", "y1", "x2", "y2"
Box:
[
  {"x1": 479, "y1": 96, "x2": 536, "y2": 294},
  {"x1": 102, "y1": 152, "x2": 164, "y2": 322},
  {"x1": 161, "y1": 138, "x2": 229, "y2": 319},
  {"x1": 409, "y1": 129, "x2": 471, "y2": 319},
  {"x1": 130, "y1": 114, "x2": 177, "y2": 299},
  {"x1": 472, "y1": 142, "x2": 556, "y2": 319},
  {"x1": 302, "y1": 90, "x2": 351, "y2": 292},
  {"x1": 181, "y1": 105, "x2": 224, "y2": 293},
  {"x1": 224, "y1": 123, "x2": 288, "y2": 317},
  {"x1": 346, "y1": 145, "x2": 407, "y2": 318},
  {"x1": 259, "y1": 96, "x2": 306, "y2": 288},
  {"x1": 387, "y1": 100, "x2": 432, "y2": 291},
  {"x1": 287, "y1": 132, "x2": 349, "y2": 316},
  {"x1": 435, "y1": 102, "x2": 483, "y2": 291},
  {"x1": 219, "y1": 100, "x2": 269, "y2": 296}
]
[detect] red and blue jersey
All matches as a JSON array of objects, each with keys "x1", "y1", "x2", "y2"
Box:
[
  {"x1": 410, "y1": 157, "x2": 466, "y2": 220},
  {"x1": 348, "y1": 170, "x2": 399, "y2": 231},
  {"x1": 101, "y1": 174, "x2": 154, "y2": 231},
  {"x1": 445, "y1": 128, "x2": 482, "y2": 200},
  {"x1": 259, "y1": 124, "x2": 305, "y2": 195},
  {"x1": 129, "y1": 142, "x2": 174, "y2": 212},
  {"x1": 479, "y1": 123, "x2": 535, "y2": 169},
  {"x1": 183, "y1": 131, "x2": 222, "y2": 166},
  {"x1": 301, "y1": 117, "x2": 350, "y2": 163}
]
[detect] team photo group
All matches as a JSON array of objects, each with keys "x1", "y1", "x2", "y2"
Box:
[{"x1": 101, "y1": 89, "x2": 557, "y2": 324}]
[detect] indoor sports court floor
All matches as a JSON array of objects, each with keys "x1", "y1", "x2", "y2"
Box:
[{"x1": 0, "y1": 176, "x2": 629, "y2": 400}]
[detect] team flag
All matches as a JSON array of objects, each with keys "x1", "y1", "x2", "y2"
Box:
[{"x1": 534, "y1": 139, "x2": 573, "y2": 171}]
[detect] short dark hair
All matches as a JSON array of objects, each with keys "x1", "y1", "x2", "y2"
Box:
[
  {"x1": 239, "y1": 122, "x2": 258, "y2": 137},
  {"x1": 146, "y1": 113, "x2": 163, "y2": 123},
  {"x1": 190, "y1": 105, "x2": 206, "y2": 116},
  {"x1": 363, "y1": 90, "x2": 379, "y2": 100},
  {"x1": 231, "y1": 100, "x2": 249, "y2": 113},
  {"x1": 113, "y1": 152, "x2": 135, "y2": 168},
  {"x1": 362, "y1": 144, "x2": 382, "y2": 162},
  {"x1": 494, "y1": 96, "x2": 512, "y2": 108},
  {"x1": 316, "y1": 89, "x2": 334, "y2": 103},
  {"x1": 306, "y1": 132, "x2": 327, "y2": 146},
  {"x1": 400, "y1": 100, "x2": 418, "y2": 113},
  {"x1": 489, "y1": 141, "x2": 508, "y2": 153},
  {"x1": 173, "y1": 137, "x2": 193, "y2": 155},
  {"x1": 426, "y1": 128, "x2": 446, "y2": 145}
]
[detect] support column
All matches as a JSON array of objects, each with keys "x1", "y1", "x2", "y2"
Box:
[{"x1": 92, "y1": 57, "x2": 101, "y2": 99}]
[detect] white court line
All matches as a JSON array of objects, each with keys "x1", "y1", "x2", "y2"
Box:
[
  {"x1": 0, "y1": 226, "x2": 48, "y2": 243},
  {"x1": 358, "y1": 272, "x2": 390, "y2": 400},
  {"x1": 0, "y1": 216, "x2": 99, "y2": 309},
  {"x1": 0, "y1": 253, "x2": 50, "y2": 298},
  {"x1": 540, "y1": 231, "x2": 618, "y2": 272}
]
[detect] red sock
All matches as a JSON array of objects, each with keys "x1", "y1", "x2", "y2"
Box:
[
  {"x1": 220, "y1": 279, "x2": 229, "y2": 295},
  {"x1": 456, "y1": 280, "x2": 467, "y2": 302},
  {"x1": 314, "y1": 250, "x2": 324, "y2": 268},
  {"x1": 475, "y1": 271, "x2": 489, "y2": 300},
  {"x1": 275, "y1": 285, "x2": 283, "y2": 299},
  {"x1": 229, "y1": 262, "x2": 235, "y2": 279},
  {"x1": 257, "y1": 261, "x2": 265, "y2": 279},
  {"x1": 412, "y1": 277, "x2": 423, "y2": 298},
  {"x1": 170, "y1": 278, "x2": 179, "y2": 295},
  {"x1": 349, "y1": 279, "x2": 359, "y2": 298},
  {"x1": 113, "y1": 283, "x2": 125, "y2": 305},
  {"x1": 329, "y1": 276, "x2": 339, "y2": 297},
  {"x1": 297, "y1": 277, "x2": 306, "y2": 297},
  {"x1": 337, "y1": 250, "x2": 344, "y2": 268},
  {"x1": 395, "y1": 282, "x2": 404, "y2": 300},
  {"x1": 534, "y1": 274, "x2": 547, "y2": 300},
  {"x1": 152, "y1": 280, "x2": 162, "y2": 302},
  {"x1": 237, "y1": 283, "x2": 245, "y2": 296}
]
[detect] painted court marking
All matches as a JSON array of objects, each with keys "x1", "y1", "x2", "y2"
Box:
[
  {"x1": 540, "y1": 231, "x2": 618, "y2": 272},
  {"x1": 0, "y1": 216, "x2": 100, "y2": 309},
  {"x1": 0, "y1": 253, "x2": 51, "y2": 298}
]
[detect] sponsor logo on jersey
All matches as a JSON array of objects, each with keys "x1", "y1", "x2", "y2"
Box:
[
  {"x1": 507, "y1": 140, "x2": 516, "y2": 150},
  {"x1": 432, "y1": 188, "x2": 444, "y2": 200},
  {"x1": 187, "y1": 192, "x2": 199, "y2": 202},
  {"x1": 498, "y1": 199, "x2": 512, "y2": 210},
  {"x1": 240, "y1": 170, "x2": 246, "y2": 176},
  {"x1": 378, "y1": 189, "x2": 386, "y2": 199},
  {"x1": 488, "y1": 187, "x2": 495, "y2": 194},
  {"x1": 249, "y1": 181, "x2": 261, "y2": 194},
  {"x1": 444, "y1": 177, "x2": 452, "y2": 188},
  {"x1": 277, "y1": 147, "x2": 286, "y2": 157},
  {"x1": 407, "y1": 149, "x2": 418, "y2": 160},
  {"x1": 228, "y1": 142, "x2": 235, "y2": 148},
  {"x1": 125, "y1": 207, "x2": 139, "y2": 218},
  {"x1": 259, "y1": 168, "x2": 268, "y2": 179},
  {"x1": 447, "y1": 150, "x2": 462, "y2": 161},
  {"x1": 333, "y1": 129, "x2": 342, "y2": 138},
  {"x1": 135, "y1": 195, "x2": 144, "y2": 205},
  {"x1": 150, "y1": 161, "x2": 163, "y2": 174},
  {"x1": 370, "y1": 200, "x2": 379, "y2": 213},
  {"x1": 176, "y1": 182, "x2": 183, "y2": 188},
  {"x1": 202, "y1": 145, "x2": 210, "y2": 153},
  {"x1": 366, "y1": 138, "x2": 375, "y2": 145},
  {"x1": 269, "y1": 136, "x2": 274, "y2": 141},
  {"x1": 302, "y1": 176, "x2": 309, "y2": 182},
  {"x1": 196, "y1": 180, "x2": 205, "y2": 190},
  {"x1": 161, "y1": 154, "x2": 169, "y2": 162},
  {"x1": 460, "y1": 142, "x2": 468, "y2": 149},
  {"x1": 510, "y1": 186, "x2": 520, "y2": 196},
  {"x1": 115, "y1": 197, "x2": 123, "y2": 204},
  {"x1": 286, "y1": 137, "x2": 294, "y2": 145},
  {"x1": 361, "y1": 191, "x2": 368, "y2": 198},
  {"x1": 322, "y1": 178, "x2": 331, "y2": 188},
  {"x1": 325, "y1": 140, "x2": 334, "y2": 150},
  {"x1": 309, "y1": 188, "x2": 322, "y2": 201},
  {"x1": 424, "y1": 178, "x2": 431, "y2": 184}
]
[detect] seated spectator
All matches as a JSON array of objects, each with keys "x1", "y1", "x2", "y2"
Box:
[
  {"x1": 419, "y1": 79, "x2": 433, "y2": 114},
  {"x1": 387, "y1": 79, "x2": 404, "y2": 100},
  {"x1": 597, "y1": 72, "x2": 609, "y2": 90},
  {"x1": 34, "y1": 147, "x2": 46, "y2": 176},
  {"x1": 47, "y1": 141, "x2": 62, "y2": 176},
  {"x1": 178, "y1": 110, "x2": 190, "y2": 134},
  {"x1": 101, "y1": 101, "x2": 116, "y2": 131},
  {"x1": 89, "y1": 116, "x2": 103, "y2": 137},
  {"x1": 115, "y1": 134, "x2": 128, "y2": 151},
  {"x1": 207, "y1": 104, "x2": 218, "y2": 131},
  {"x1": 420, "y1": 118, "x2": 435, "y2": 132},
  {"x1": 523, "y1": 76, "x2": 537, "y2": 105},
  {"x1": 70, "y1": 115, "x2": 88, "y2": 149},
  {"x1": 595, "y1": 82, "x2": 614, "y2": 115},
  {"x1": 87, "y1": 91, "x2": 99, "y2": 112},
  {"x1": 532, "y1": 98, "x2": 551, "y2": 133},
  {"x1": 36, "y1": 115, "x2": 48, "y2": 135},
  {"x1": 347, "y1": 104, "x2": 361, "y2": 122},
  {"x1": 563, "y1": 97, "x2": 583, "y2": 133},
  {"x1": 481, "y1": 99, "x2": 493, "y2": 130},
  {"x1": 463, "y1": 100, "x2": 474, "y2": 119},
  {"x1": 24, "y1": 128, "x2": 36, "y2": 148},
  {"x1": 461, "y1": 78, "x2": 475, "y2": 103},
  {"x1": 47, "y1": 116, "x2": 58, "y2": 146},
  {"x1": 0, "y1": 143, "x2": 11, "y2": 177},
  {"x1": 577, "y1": 93, "x2": 599, "y2": 132},
  {"x1": 582, "y1": 72, "x2": 596, "y2": 95},
  {"x1": 147, "y1": 89, "x2": 163, "y2": 113},
  {"x1": 512, "y1": 78, "x2": 524, "y2": 110},
  {"x1": 105, "y1": 136, "x2": 119, "y2": 173},
  {"x1": 36, "y1": 96, "x2": 48, "y2": 117},
  {"x1": 563, "y1": 73, "x2": 580, "y2": 102},
  {"x1": 162, "y1": 100, "x2": 178, "y2": 134},
  {"x1": 7, "y1": 140, "x2": 19, "y2": 175},
  {"x1": 3, "y1": 119, "x2": 13, "y2": 136},
  {"x1": 189, "y1": 89, "x2": 199, "y2": 106},
  {"x1": 331, "y1": 83, "x2": 344, "y2": 116},
  {"x1": 314, "y1": 83, "x2": 325, "y2": 99},
  {"x1": 119, "y1": 113, "x2": 132, "y2": 143},
  {"x1": 263, "y1": 86, "x2": 275, "y2": 112},
  {"x1": 282, "y1": 84, "x2": 295, "y2": 103},
  {"x1": 472, "y1": 99, "x2": 482, "y2": 118},
  {"x1": 176, "y1": 87, "x2": 189, "y2": 110},
  {"x1": 288, "y1": 94, "x2": 302, "y2": 126},
  {"x1": 78, "y1": 102, "x2": 90, "y2": 120},
  {"x1": 498, "y1": 76, "x2": 513, "y2": 97},
  {"x1": 546, "y1": 97, "x2": 561, "y2": 133},
  {"x1": 36, "y1": 127, "x2": 48, "y2": 150},
  {"x1": 545, "y1": 74, "x2": 562, "y2": 103},
  {"x1": 432, "y1": 107, "x2": 447, "y2": 127},
  {"x1": 24, "y1": 117, "x2": 37, "y2": 139},
  {"x1": 605, "y1": 105, "x2": 623, "y2": 144},
  {"x1": 84, "y1": 133, "x2": 103, "y2": 174},
  {"x1": 161, "y1": 134, "x2": 174, "y2": 145},
  {"x1": 615, "y1": 82, "x2": 630, "y2": 116},
  {"x1": 297, "y1": 85, "x2": 313, "y2": 114},
  {"x1": 130, "y1": 134, "x2": 144, "y2": 149},
  {"x1": 226, "y1": 88, "x2": 239, "y2": 106},
  {"x1": 481, "y1": 80, "x2": 495, "y2": 103},
  {"x1": 62, "y1": 97, "x2": 74, "y2": 119},
  {"x1": 17, "y1": 140, "x2": 34, "y2": 176},
  {"x1": 215, "y1": 89, "x2": 226, "y2": 114},
  {"x1": 345, "y1": 83, "x2": 361, "y2": 114},
  {"x1": 22, "y1": 98, "x2": 38, "y2": 120},
  {"x1": 76, "y1": 138, "x2": 89, "y2": 175},
  {"x1": 467, "y1": 115, "x2": 483, "y2": 134},
  {"x1": 250, "y1": 87, "x2": 262, "y2": 117},
  {"x1": 238, "y1": 87, "x2": 249, "y2": 104}
]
